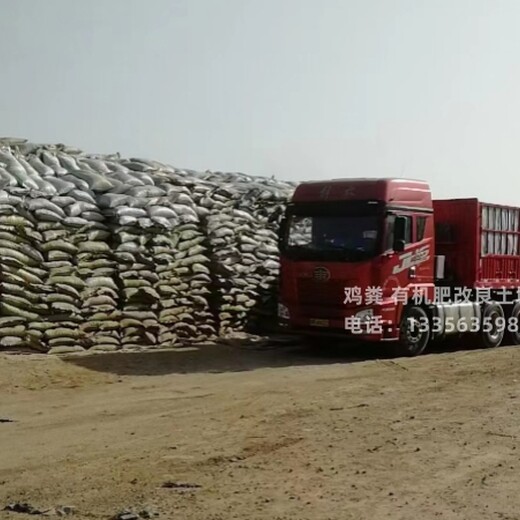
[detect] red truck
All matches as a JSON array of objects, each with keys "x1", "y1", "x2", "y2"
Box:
[{"x1": 277, "y1": 178, "x2": 520, "y2": 356}]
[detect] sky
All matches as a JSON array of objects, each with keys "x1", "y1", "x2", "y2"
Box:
[{"x1": 1, "y1": 0, "x2": 520, "y2": 204}]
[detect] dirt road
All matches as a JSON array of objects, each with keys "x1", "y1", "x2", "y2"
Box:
[{"x1": 2, "y1": 342, "x2": 520, "y2": 520}]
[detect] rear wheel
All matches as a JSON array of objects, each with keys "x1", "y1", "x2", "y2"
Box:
[
  {"x1": 395, "y1": 306, "x2": 431, "y2": 357},
  {"x1": 477, "y1": 302, "x2": 505, "y2": 348},
  {"x1": 505, "y1": 301, "x2": 520, "y2": 345}
]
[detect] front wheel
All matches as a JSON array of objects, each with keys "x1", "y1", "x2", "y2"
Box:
[{"x1": 394, "y1": 306, "x2": 431, "y2": 357}]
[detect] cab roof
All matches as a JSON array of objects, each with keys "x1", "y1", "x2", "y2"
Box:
[{"x1": 291, "y1": 178, "x2": 432, "y2": 209}]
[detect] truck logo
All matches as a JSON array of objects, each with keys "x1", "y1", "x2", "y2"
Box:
[
  {"x1": 392, "y1": 245, "x2": 430, "y2": 275},
  {"x1": 313, "y1": 266, "x2": 331, "y2": 282}
]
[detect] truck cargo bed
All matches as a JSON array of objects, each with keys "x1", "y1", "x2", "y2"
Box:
[{"x1": 433, "y1": 198, "x2": 520, "y2": 288}]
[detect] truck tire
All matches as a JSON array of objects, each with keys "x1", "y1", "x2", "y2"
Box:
[
  {"x1": 395, "y1": 306, "x2": 431, "y2": 357},
  {"x1": 505, "y1": 301, "x2": 520, "y2": 345},
  {"x1": 477, "y1": 302, "x2": 505, "y2": 348}
]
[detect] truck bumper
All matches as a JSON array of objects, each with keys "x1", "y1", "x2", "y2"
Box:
[
  {"x1": 278, "y1": 301, "x2": 400, "y2": 343},
  {"x1": 280, "y1": 326, "x2": 398, "y2": 343}
]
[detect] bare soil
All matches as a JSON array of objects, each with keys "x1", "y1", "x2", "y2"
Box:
[{"x1": 2, "y1": 341, "x2": 520, "y2": 519}]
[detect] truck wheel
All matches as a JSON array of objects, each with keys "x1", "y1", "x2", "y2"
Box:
[
  {"x1": 395, "y1": 306, "x2": 431, "y2": 357},
  {"x1": 478, "y1": 302, "x2": 505, "y2": 348},
  {"x1": 504, "y1": 302, "x2": 520, "y2": 345}
]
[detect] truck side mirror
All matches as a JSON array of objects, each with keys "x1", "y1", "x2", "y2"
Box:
[
  {"x1": 393, "y1": 216, "x2": 407, "y2": 252},
  {"x1": 394, "y1": 239, "x2": 405, "y2": 253}
]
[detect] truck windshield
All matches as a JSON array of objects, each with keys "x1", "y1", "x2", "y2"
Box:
[{"x1": 284, "y1": 214, "x2": 380, "y2": 261}]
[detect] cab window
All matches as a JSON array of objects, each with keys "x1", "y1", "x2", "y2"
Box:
[
  {"x1": 416, "y1": 216, "x2": 427, "y2": 242},
  {"x1": 385, "y1": 214, "x2": 412, "y2": 251}
]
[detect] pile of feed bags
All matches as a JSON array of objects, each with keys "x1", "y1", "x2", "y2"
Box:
[{"x1": 0, "y1": 138, "x2": 295, "y2": 352}]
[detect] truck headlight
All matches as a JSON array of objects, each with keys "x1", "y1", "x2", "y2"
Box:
[{"x1": 278, "y1": 303, "x2": 290, "y2": 320}]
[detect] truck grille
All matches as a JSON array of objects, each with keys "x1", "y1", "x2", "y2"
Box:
[{"x1": 297, "y1": 278, "x2": 345, "y2": 306}]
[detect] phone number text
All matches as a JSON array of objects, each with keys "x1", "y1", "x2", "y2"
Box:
[{"x1": 410, "y1": 316, "x2": 519, "y2": 334}]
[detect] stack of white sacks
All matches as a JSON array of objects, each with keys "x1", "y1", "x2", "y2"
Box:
[{"x1": 0, "y1": 138, "x2": 295, "y2": 352}]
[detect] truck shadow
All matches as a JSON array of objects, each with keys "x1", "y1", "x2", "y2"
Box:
[
  {"x1": 61, "y1": 337, "x2": 471, "y2": 377},
  {"x1": 62, "y1": 341, "x2": 390, "y2": 377}
]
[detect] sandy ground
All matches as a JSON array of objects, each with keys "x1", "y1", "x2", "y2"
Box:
[{"x1": 2, "y1": 341, "x2": 520, "y2": 520}]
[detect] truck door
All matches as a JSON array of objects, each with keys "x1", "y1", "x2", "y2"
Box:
[
  {"x1": 379, "y1": 213, "x2": 414, "y2": 293},
  {"x1": 384, "y1": 212, "x2": 434, "y2": 302}
]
